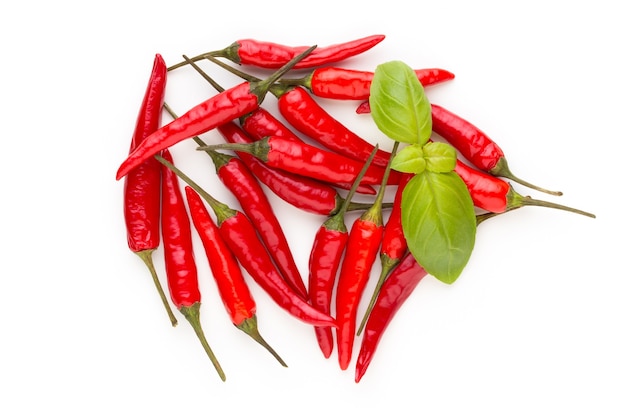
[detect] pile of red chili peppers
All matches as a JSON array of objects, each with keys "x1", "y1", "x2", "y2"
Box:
[{"x1": 118, "y1": 34, "x2": 595, "y2": 383}]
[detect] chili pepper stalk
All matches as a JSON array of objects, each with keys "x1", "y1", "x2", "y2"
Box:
[
  {"x1": 184, "y1": 186, "x2": 287, "y2": 367},
  {"x1": 335, "y1": 141, "x2": 399, "y2": 371},
  {"x1": 116, "y1": 45, "x2": 317, "y2": 180},
  {"x1": 308, "y1": 145, "x2": 380, "y2": 358},
  {"x1": 154, "y1": 154, "x2": 337, "y2": 328},
  {"x1": 160, "y1": 149, "x2": 225, "y2": 381}
]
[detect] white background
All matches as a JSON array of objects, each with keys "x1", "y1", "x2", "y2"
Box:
[{"x1": 2, "y1": 1, "x2": 624, "y2": 416}]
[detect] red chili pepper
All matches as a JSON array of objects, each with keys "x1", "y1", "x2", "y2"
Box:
[
  {"x1": 217, "y1": 120, "x2": 378, "y2": 214},
  {"x1": 122, "y1": 54, "x2": 177, "y2": 327},
  {"x1": 198, "y1": 135, "x2": 401, "y2": 186},
  {"x1": 279, "y1": 66, "x2": 455, "y2": 100},
  {"x1": 115, "y1": 46, "x2": 316, "y2": 180},
  {"x1": 356, "y1": 172, "x2": 412, "y2": 336},
  {"x1": 335, "y1": 142, "x2": 399, "y2": 371},
  {"x1": 155, "y1": 153, "x2": 337, "y2": 328},
  {"x1": 430, "y1": 103, "x2": 563, "y2": 196},
  {"x1": 454, "y1": 158, "x2": 596, "y2": 218},
  {"x1": 168, "y1": 34, "x2": 385, "y2": 70},
  {"x1": 160, "y1": 149, "x2": 226, "y2": 381},
  {"x1": 237, "y1": 106, "x2": 377, "y2": 196},
  {"x1": 205, "y1": 148, "x2": 308, "y2": 300},
  {"x1": 308, "y1": 145, "x2": 379, "y2": 358},
  {"x1": 184, "y1": 185, "x2": 287, "y2": 367},
  {"x1": 354, "y1": 252, "x2": 427, "y2": 383}
]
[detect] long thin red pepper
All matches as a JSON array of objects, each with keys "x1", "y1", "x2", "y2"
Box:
[
  {"x1": 356, "y1": 172, "x2": 412, "y2": 336},
  {"x1": 115, "y1": 46, "x2": 316, "y2": 180},
  {"x1": 155, "y1": 154, "x2": 337, "y2": 328},
  {"x1": 354, "y1": 212, "x2": 510, "y2": 383},
  {"x1": 279, "y1": 66, "x2": 456, "y2": 100},
  {"x1": 183, "y1": 56, "x2": 377, "y2": 196},
  {"x1": 198, "y1": 135, "x2": 401, "y2": 186},
  {"x1": 160, "y1": 149, "x2": 226, "y2": 381},
  {"x1": 217, "y1": 120, "x2": 380, "y2": 214},
  {"x1": 354, "y1": 252, "x2": 427, "y2": 383},
  {"x1": 335, "y1": 141, "x2": 399, "y2": 371},
  {"x1": 123, "y1": 54, "x2": 177, "y2": 327},
  {"x1": 308, "y1": 145, "x2": 379, "y2": 359},
  {"x1": 203, "y1": 55, "x2": 393, "y2": 169},
  {"x1": 184, "y1": 186, "x2": 287, "y2": 367},
  {"x1": 454, "y1": 159, "x2": 596, "y2": 218},
  {"x1": 206, "y1": 149, "x2": 308, "y2": 300},
  {"x1": 167, "y1": 34, "x2": 385, "y2": 70},
  {"x1": 430, "y1": 103, "x2": 563, "y2": 196}
]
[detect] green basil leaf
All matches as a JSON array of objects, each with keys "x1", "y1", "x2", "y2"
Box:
[
  {"x1": 391, "y1": 144, "x2": 425, "y2": 174},
  {"x1": 424, "y1": 141, "x2": 457, "y2": 173},
  {"x1": 369, "y1": 60, "x2": 432, "y2": 145},
  {"x1": 401, "y1": 171, "x2": 476, "y2": 284}
]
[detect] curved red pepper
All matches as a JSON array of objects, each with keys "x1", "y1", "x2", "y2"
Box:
[
  {"x1": 170, "y1": 34, "x2": 385, "y2": 70},
  {"x1": 122, "y1": 54, "x2": 177, "y2": 326},
  {"x1": 354, "y1": 252, "x2": 427, "y2": 383},
  {"x1": 206, "y1": 149, "x2": 308, "y2": 300},
  {"x1": 184, "y1": 186, "x2": 287, "y2": 367},
  {"x1": 275, "y1": 86, "x2": 393, "y2": 168},
  {"x1": 116, "y1": 46, "x2": 316, "y2": 180},
  {"x1": 160, "y1": 149, "x2": 226, "y2": 381},
  {"x1": 431, "y1": 103, "x2": 562, "y2": 196}
]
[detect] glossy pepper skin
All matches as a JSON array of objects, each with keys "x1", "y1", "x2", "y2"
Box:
[
  {"x1": 284, "y1": 66, "x2": 455, "y2": 100},
  {"x1": 160, "y1": 149, "x2": 226, "y2": 381},
  {"x1": 354, "y1": 252, "x2": 427, "y2": 383},
  {"x1": 200, "y1": 135, "x2": 401, "y2": 186},
  {"x1": 430, "y1": 103, "x2": 562, "y2": 196},
  {"x1": 307, "y1": 146, "x2": 379, "y2": 358},
  {"x1": 116, "y1": 46, "x2": 316, "y2": 180},
  {"x1": 334, "y1": 142, "x2": 397, "y2": 371},
  {"x1": 207, "y1": 149, "x2": 309, "y2": 300},
  {"x1": 172, "y1": 34, "x2": 385, "y2": 70},
  {"x1": 122, "y1": 53, "x2": 177, "y2": 326},
  {"x1": 218, "y1": 121, "x2": 347, "y2": 215},
  {"x1": 184, "y1": 186, "x2": 287, "y2": 367},
  {"x1": 275, "y1": 86, "x2": 393, "y2": 168},
  {"x1": 239, "y1": 105, "x2": 376, "y2": 195}
]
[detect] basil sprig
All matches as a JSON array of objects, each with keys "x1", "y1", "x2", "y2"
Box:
[{"x1": 370, "y1": 60, "x2": 476, "y2": 284}]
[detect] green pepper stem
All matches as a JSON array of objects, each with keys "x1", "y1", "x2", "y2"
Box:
[
  {"x1": 154, "y1": 154, "x2": 237, "y2": 225},
  {"x1": 360, "y1": 141, "x2": 400, "y2": 225},
  {"x1": 492, "y1": 157, "x2": 562, "y2": 196},
  {"x1": 179, "y1": 303, "x2": 226, "y2": 381},
  {"x1": 356, "y1": 252, "x2": 402, "y2": 336},
  {"x1": 237, "y1": 316, "x2": 288, "y2": 367},
  {"x1": 134, "y1": 249, "x2": 178, "y2": 327},
  {"x1": 507, "y1": 187, "x2": 596, "y2": 218},
  {"x1": 181, "y1": 55, "x2": 225, "y2": 93}
]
